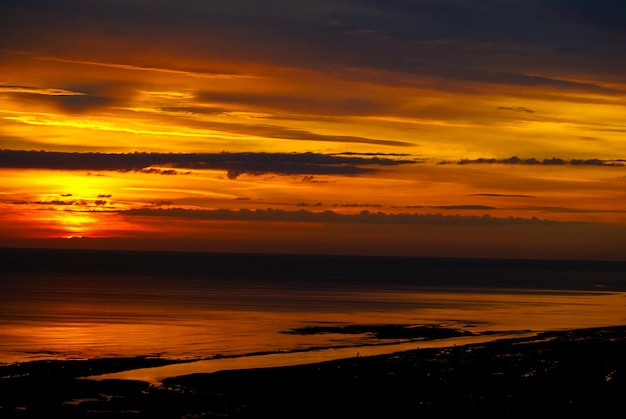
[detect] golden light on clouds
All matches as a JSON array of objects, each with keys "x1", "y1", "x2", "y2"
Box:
[{"x1": 1, "y1": 1, "x2": 626, "y2": 259}]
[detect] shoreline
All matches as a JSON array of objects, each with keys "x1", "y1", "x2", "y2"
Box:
[
  {"x1": 85, "y1": 330, "x2": 537, "y2": 385},
  {"x1": 1, "y1": 324, "x2": 625, "y2": 417}
]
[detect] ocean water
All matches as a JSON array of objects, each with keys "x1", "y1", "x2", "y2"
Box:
[{"x1": 1, "y1": 248, "x2": 626, "y2": 366}]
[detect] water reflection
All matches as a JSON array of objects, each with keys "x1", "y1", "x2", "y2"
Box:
[{"x1": 1, "y1": 269, "x2": 625, "y2": 365}]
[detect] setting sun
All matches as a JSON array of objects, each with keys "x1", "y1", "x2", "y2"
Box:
[
  {"x1": 2, "y1": 2, "x2": 626, "y2": 417},
  {"x1": 1, "y1": 0, "x2": 625, "y2": 259}
]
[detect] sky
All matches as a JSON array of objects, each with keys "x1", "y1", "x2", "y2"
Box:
[{"x1": 1, "y1": 0, "x2": 626, "y2": 260}]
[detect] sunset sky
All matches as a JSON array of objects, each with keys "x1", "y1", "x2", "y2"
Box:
[{"x1": 2, "y1": 0, "x2": 626, "y2": 260}]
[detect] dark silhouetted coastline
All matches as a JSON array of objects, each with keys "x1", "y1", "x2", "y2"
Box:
[
  {"x1": 1, "y1": 248, "x2": 626, "y2": 417},
  {"x1": 1, "y1": 325, "x2": 625, "y2": 418}
]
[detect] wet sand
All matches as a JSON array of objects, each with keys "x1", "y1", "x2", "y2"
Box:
[
  {"x1": 87, "y1": 330, "x2": 535, "y2": 385},
  {"x1": 1, "y1": 325, "x2": 625, "y2": 418}
]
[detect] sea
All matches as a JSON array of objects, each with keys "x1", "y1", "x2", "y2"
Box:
[{"x1": 2, "y1": 248, "x2": 626, "y2": 375}]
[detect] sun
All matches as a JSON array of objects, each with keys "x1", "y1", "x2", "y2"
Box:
[
  {"x1": 49, "y1": 210, "x2": 100, "y2": 238},
  {"x1": 22, "y1": 170, "x2": 122, "y2": 238},
  {"x1": 58, "y1": 211, "x2": 98, "y2": 239}
]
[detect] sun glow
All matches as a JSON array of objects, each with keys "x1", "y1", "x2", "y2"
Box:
[
  {"x1": 53, "y1": 211, "x2": 100, "y2": 238},
  {"x1": 2, "y1": 1, "x2": 626, "y2": 259}
]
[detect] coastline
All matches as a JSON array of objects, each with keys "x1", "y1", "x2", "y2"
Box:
[
  {"x1": 2, "y1": 325, "x2": 625, "y2": 417},
  {"x1": 85, "y1": 330, "x2": 536, "y2": 385}
]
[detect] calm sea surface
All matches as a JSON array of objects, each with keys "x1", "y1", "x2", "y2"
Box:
[{"x1": 2, "y1": 248, "x2": 626, "y2": 366}]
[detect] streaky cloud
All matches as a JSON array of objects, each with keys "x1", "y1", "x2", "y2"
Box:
[
  {"x1": 497, "y1": 106, "x2": 535, "y2": 113},
  {"x1": 121, "y1": 207, "x2": 565, "y2": 226},
  {"x1": 334, "y1": 152, "x2": 413, "y2": 157},
  {"x1": 0, "y1": 85, "x2": 86, "y2": 96},
  {"x1": 439, "y1": 156, "x2": 625, "y2": 167},
  {"x1": 1, "y1": 81, "x2": 134, "y2": 112},
  {"x1": 3, "y1": 1, "x2": 626, "y2": 94},
  {"x1": 470, "y1": 193, "x2": 534, "y2": 199},
  {"x1": 519, "y1": 206, "x2": 626, "y2": 215},
  {"x1": 433, "y1": 205, "x2": 497, "y2": 210},
  {"x1": 0, "y1": 150, "x2": 416, "y2": 177},
  {"x1": 196, "y1": 91, "x2": 390, "y2": 116},
  {"x1": 155, "y1": 111, "x2": 412, "y2": 147},
  {"x1": 333, "y1": 203, "x2": 384, "y2": 208},
  {"x1": 29, "y1": 53, "x2": 256, "y2": 80}
]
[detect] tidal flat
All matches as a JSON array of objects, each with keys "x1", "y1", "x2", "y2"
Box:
[{"x1": 1, "y1": 325, "x2": 625, "y2": 418}]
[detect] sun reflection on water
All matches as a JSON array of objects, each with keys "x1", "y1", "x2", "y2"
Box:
[{"x1": 1, "y1": 279, "x2": 625, "y2": 365}]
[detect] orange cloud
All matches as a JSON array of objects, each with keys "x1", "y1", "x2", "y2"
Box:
[{"x1": 2, "y1": 1, "x2": 626, "y2": 259}]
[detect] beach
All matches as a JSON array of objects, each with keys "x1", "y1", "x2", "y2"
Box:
[
  {"x1": 2, "y1": 249, "x2": 626, "y2": 417},
  {"x1": 1, "y1": 325, "x2": 625, "y2": 418},
  {"x1": 4, "y1": 1, "x2": 626, "y2": 416},
  {"x1": 3, "y1": 249, "x2": 626, "y2": 365}
]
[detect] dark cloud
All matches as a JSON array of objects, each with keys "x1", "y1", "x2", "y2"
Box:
[
  {"x1": 470, "y1": 193, "x2": 534, "y2": 198},
  {"x1": 333, "y1": 203, "x2": 384, "y2": 208},
  {"x1": 196, "y1": 91, "x2": 392, "y2": 117},
  {"x1": 518, "y1": 206, "x2": 626, "y2": 215},
  {"x1": 157, "y1": 106, "x2": 230, "y2": 116},
  {"x1": 28, "y1": 54, "x2": 248, "y2": 80},
  {"x1": 392, "y1": 205, "x2": 426, "y2": 209},
  {"x1": 151, "y1": 111, "x2": 412, "y2": 147},
  {"x1": 334, "y1": 152, "x2": 413, "y2": 157},
  {"x1": 544, "y1": 0, "x2": 626, "y2": 33},
  {"x1": 371, "y1": 60, "x2": 621, "y2": 92},
  {"x1": 301, "y1": 175, "x2": 330, "y2": 183},
  {"x1": 120, "y1": 207, "x2": 562, "y2": 225},
  {"x1": 0, "y1": 82, "x2": 132, "y2": 113},
  {"x1": 31, "y1": 198, "x2": 114, "y2": 208},
  {"x1": 570, "y1": 159, "x2": 624, "y2": 166},
  {"x1": 433, "y1": 205, "x2": 497, "y2": 210},
  {"x1": 3, "y1": 1, "x2": 625, "y2": 91},
  {"x1": 145, "y1": 200, "x2": 173, "y2": 208},
  {"x1": 296, "y1": 202, "x2": 323, "y2": 207},
  {"x1": 34, "y1": 200, "x2": 75, "y2": 206},
  {"x1": 138, "y1": 168, "x2": 190, "y2": 175},
  {"x1": 0, "y1": 150, "x2": 415, "y2": 177},
  {"x1": 48, "y1": 93, "x2": 113, "y2": 112},
  {"x1": 440, "y1": 156, "x2": 625, "y2": 166},
  {"x1": 212, "y1": 124, "x2": 410, "y2": 147}
]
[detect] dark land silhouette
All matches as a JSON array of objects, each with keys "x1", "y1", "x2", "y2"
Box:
[{"x1": 1, "y1": 325, "x2": 625, "y2": 418}]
